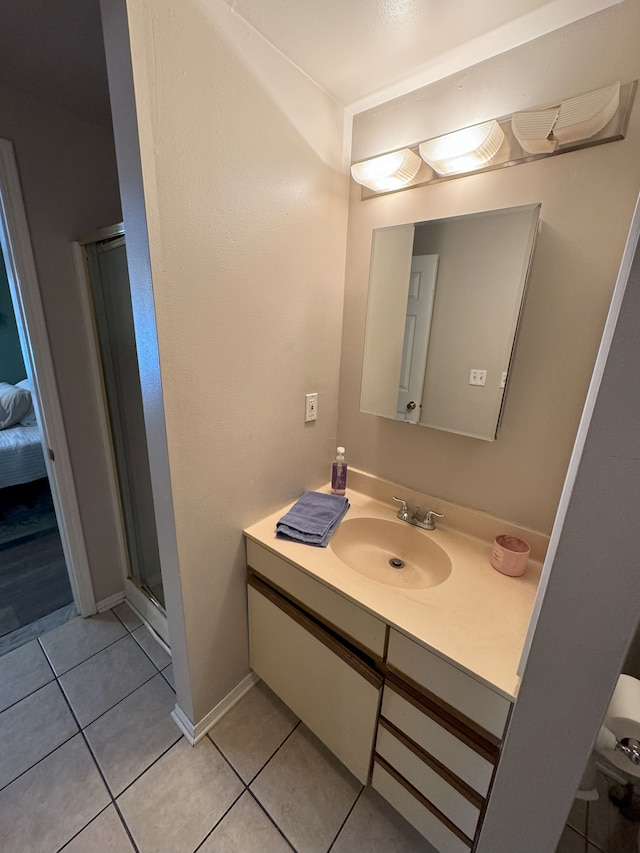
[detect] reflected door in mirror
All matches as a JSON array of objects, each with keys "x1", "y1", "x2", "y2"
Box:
[{"x1": 396, "y1": 255, "x2": 439, "y2": 423}]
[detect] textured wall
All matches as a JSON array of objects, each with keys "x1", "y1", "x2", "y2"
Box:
[
  {"x1": 105, "y1": 0, "x2": 350, "y2": 723},
  {"x1": 339, "y1": 2, "x2": 640, "y2": 533}
]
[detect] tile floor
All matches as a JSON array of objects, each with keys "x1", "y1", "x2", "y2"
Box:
[
  {"x1": 557, "y1": 771, "x2": 640, "y2": 853},
  {"x1": 0, "y1": 603, "x2": 434, "y2": 853}
]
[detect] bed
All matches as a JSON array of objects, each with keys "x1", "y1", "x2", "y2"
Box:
[{"x1": 0, "y1": 423, "x2": 48, "y2": 489}]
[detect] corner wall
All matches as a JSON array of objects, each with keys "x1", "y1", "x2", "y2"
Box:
[
  {"x1": 0, "y1": 82, "x2": 124, "y2": 602},
  {"x1": 339, "y1": 1, "x2": 640, "y2": 533},
  {"x1": 103, "y1": 0, "x2": 350, "y2": 724}
]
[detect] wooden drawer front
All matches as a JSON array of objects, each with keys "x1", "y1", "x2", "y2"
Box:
[
  {"x1": 372, "y1": 761, "x2": 471, "y2": 853},
  {"x1": 382, "y1": 685, "x2": 494, "y2": 797},
  {"x1": 246, "y1": 540, "x2": 386, "y2": 658},
  {"x1": 248, "y1": 583, "x2": 381, "y2": 783},
  {"x1": 387, "y1": 629, "x2": 511, "y2": 739},
  {"x1": 376, "y1": 725, "x2": 480, "y2": 840}
]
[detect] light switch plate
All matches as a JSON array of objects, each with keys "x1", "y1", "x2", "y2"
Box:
[{"x1": 305, "y1": 392, "x2": 318, "y2": 422}]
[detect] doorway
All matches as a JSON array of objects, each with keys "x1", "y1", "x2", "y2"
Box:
[
  {"x1": 0, "y1": 249, "x2": 76, "y2": 652},
  {"x1": 0, "y1": 138, "x2": 96, "y2": 651}
]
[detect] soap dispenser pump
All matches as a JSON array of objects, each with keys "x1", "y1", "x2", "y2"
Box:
[{"x1": 331, "y1": 446, "x2": 347, "y2": 496}]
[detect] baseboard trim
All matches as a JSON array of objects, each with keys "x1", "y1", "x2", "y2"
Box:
[
  {"x1": 96, "y1": 591, "x2": 126, "y2": 613},
  {"x1": 171, "y1": 671, "x2": 260, "y2": 745}
]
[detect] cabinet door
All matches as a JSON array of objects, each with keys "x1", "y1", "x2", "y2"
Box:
[
  {"x1": 248, "y1": 583, "x2": 382, "y2": 783},
  {"x1": 247, "y1": 541, "x2": 386, "y2": 658}
]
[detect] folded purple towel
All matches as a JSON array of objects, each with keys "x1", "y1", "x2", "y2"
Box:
[{"x1": 276, "y1": 491, "x2": 349, "y2": 547}]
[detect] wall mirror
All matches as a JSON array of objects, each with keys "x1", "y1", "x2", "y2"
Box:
[{"x1": 360, "y1": 203, "x2": 541, "y2": 440}]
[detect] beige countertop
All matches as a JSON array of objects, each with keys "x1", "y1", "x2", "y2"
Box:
[{"x1": 244, "y1": 480, "x2": 544, "y2": 701}]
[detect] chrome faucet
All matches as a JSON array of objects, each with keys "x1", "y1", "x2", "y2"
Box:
[
  {"x1": 393, "y1": 496, "x2": 444, "y2": 530},
  {"x1": 392, "y1": 496, "x2": 411, "y2": 521}
]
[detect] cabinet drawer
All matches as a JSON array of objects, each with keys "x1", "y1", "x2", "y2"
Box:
[
  {"x1": 248, "y1": 582, "x2": 381, "y2": 782},
  {"x1": 381, "y1": 684, "x2": 494, "y2": 797},
  {"x1": 372, "y1": 760, "x2": 471, "y2": 853},
  {"x1": 246, "y1": 539, "x2": 386, "y2": 658},
  {"x1": 387, "y1": 629, "x2": 511, "y2": 739},
  {"x1": 376, "y1": 724, "x2": 480, "y2": 840}
]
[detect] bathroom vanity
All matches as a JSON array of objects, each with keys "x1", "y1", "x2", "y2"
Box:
[{"x1": 244, "y1": 470, "x2": 545, "y2": 852}]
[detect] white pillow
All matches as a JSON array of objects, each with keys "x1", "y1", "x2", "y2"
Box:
[
  {"x1": 0, "y1": 382, "x2": 32, "y2": 429},
  {"x1": 15, "y1": 378, "x2": 37, "y2": 426}
]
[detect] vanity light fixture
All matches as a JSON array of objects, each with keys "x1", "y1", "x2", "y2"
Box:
[
  {"x1": 418, "y1": 119, "x2": 505, "y2": 176},
  {"x1": 350, "y1": 148, "x2": 422, "y2": 192},
  {"x1": 352, "y1": 79, "x2": 635, "y2": 198}
]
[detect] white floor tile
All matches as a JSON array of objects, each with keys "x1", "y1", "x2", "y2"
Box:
[
  {"x1": 331, "y1": 787, "x2": 435, "y2": 853},
  {"x1": 85, "y1": 673, "x2": 180, "y2": 795},
  {"x1": 199, "y1": 791, "x2": 293, "y2": 853},
  {"x1": 209, "y1": 681, "x2": 298, "y2": 782},
  {"x1": 0, "y1": 680, "x2": 78, "y2": 790},
  {"x1": 113, "y1": 602, "x2": 143, "y2": 633},
  {"x1": 132, "y1": 624, "x2": 171, "y2": 669},
  {"x1": 60, "y1": 805, "x2": 136, "y2": 853},
  {"x1": 117, "y1": 737, "x2": 244, "y2": 853},
  {"x1": 0, "y1": 733, "x2": 110, "y2": 853},
  {"x1": 59, "y1": 634, "x2": 157, "y2": 727},
  {"x1": 162, "y1": 663, "x2": 175, "y2": 689},
  {"x1": 251, "y1": 724, "x2": 362, "y2": 853},
  {"x1": 0, "y1": 639, "x2": 53, "y2": 712},
  {"x1": 40, "y1": 611, "x2": 127, "y2": 675}
]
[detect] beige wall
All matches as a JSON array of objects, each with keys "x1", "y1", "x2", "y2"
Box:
[
  {"x1": 339, "y1": 1, "x2": 640, "y2": 534},
  {"x1": 0, "y1": 82, "x2": 124, "y2": 602},
  {"x1": 107, "y1": 0, "x2": 350, "y2": 723}
]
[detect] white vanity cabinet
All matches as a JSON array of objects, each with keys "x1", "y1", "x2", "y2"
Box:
[
  {"x1": 245, "y1": 539, "x2": 514, "y2": 852},
  {"x1": 372, "y1": 630, "x2": 511, "y2": 852},
  {"x1": 247, "y1": 541, "x2": 384, "y2": 783}
]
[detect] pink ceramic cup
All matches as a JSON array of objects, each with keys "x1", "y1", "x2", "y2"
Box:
[{"x1": 490, "y1": 534, "x2": 530, "y2": 577}]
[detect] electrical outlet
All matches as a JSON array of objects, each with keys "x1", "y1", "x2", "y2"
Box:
[
  {"x1": 500, "y1": 371, "x2": 507, "y2": 389},
  {"x1": 305, "y1": 392, "x2": 318, "y2": 422},
  {"x1": 469, "y1": 369, "x2": 487, "y2": 387}
]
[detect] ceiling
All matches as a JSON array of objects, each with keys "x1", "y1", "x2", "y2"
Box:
[
  {"x1": 227, "y1": 0, "x2": 624, "y2": 112},
  {"x1": 0, "y1": 0, "x2": 623, "y2": 126}
]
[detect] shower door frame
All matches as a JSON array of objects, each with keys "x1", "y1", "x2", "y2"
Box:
[{"x1": 72, "y1": 225, "x2": 169, "y2": 644}]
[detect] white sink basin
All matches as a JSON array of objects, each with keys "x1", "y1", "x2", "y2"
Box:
[{"x1": 329, "y1": 517, "x2": 452, "y2": 589}]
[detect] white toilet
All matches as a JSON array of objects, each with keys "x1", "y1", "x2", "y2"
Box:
[{"x1": 577, "y1": 674, "x2": 640, "y2": 801}]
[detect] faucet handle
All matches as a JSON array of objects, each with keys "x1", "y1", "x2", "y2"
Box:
[
  {"x1": 413, "y1": 507, "x2": 445, "y2": 529},
  {"x1": 392, "y1": 496, "x2": 410, "y2": 520}
]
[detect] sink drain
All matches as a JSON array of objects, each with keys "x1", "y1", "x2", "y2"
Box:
[{"x1": 389, "y1": 558, "x2": 405, "y2": 569}]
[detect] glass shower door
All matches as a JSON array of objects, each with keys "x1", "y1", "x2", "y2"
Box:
[{"x1": 85, "y1": 235, "x2": 165, "y2": 613}]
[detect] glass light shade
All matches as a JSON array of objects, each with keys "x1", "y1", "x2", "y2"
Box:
[
  {"x1": 350, "y1": 148, "x2": 421, "y2": 192},
  {"x1": 553, "y1": 81, "x2": 620, "y2": 145},
  {"x1": 419, "y1": 120, "x2": 505, "y2": 176},
  {"x1": 511, "y1": 108, "x2": 559, "y2": 154}
]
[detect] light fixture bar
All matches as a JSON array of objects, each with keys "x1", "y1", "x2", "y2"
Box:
[{"x1": 354, "y1": 79, "x2": 636, "y2": 199}]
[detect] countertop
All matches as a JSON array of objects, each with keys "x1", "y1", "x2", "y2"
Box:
[{"x1": 244, "y1": 486, "x2": 543, "y2": 701}]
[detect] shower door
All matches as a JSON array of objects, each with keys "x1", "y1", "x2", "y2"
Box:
[{"x1": 84, "y1": 234, "x2": 165, "y2": 625}]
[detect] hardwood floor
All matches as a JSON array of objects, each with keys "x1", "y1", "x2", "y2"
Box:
[{"x1": 0, "y1": 479, "x2": 73, "y2": 639}]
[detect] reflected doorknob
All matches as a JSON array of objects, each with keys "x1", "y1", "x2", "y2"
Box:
[{"x1": 406, "y1": 401, "x2": 417, "y2": 410}]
